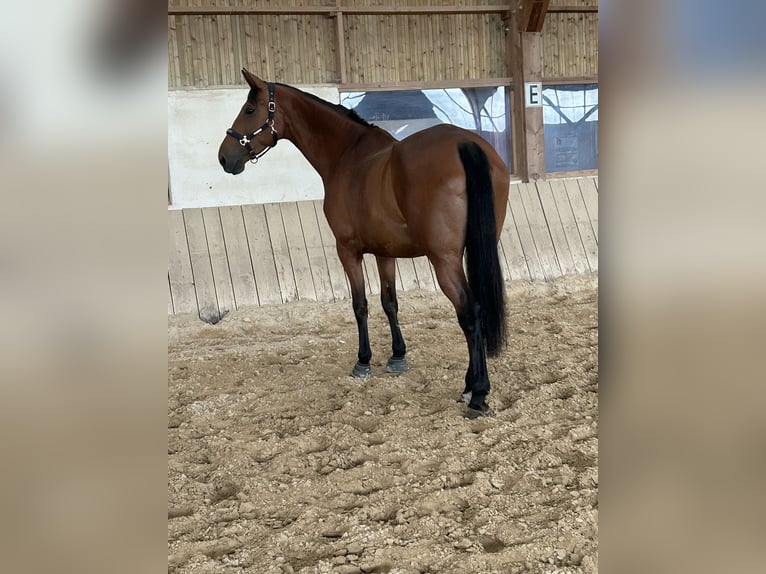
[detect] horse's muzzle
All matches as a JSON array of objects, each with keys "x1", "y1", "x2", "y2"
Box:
[{"x1": 218, "y1": 154, "x2": 244, "y2": 175}]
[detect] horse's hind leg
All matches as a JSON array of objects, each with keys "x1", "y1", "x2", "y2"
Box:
[
  {"x1": 376, "y1": 256, "x2": 409, "y2": 373},
  {"x1": 338, "y1": 247, "x2": 372, "y2": 379},
  {"x1": 431, "y1": 257, "x2": 492, "y2": 418}
]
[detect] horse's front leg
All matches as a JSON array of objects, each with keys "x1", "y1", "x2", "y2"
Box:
[
  {"x1": 376, "y1": 256, "x2": 409, "y2": 373},
  {"x1": 338, "y1": 247, "x2": 372, "y2": 379}
]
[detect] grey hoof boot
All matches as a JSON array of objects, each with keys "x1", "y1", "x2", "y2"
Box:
[
  {"x1": 464, "y1": 402, "x2": 493, "y2": 419},
  {"x1": 464, "y1": 401, "x2": 495, "y2": 420},
  {"x1": 351, "y1": 362, "x2": 372, "y2": 379},
  {"x1": 385, "y1": 356, "x2": 409, "y2": 374}
]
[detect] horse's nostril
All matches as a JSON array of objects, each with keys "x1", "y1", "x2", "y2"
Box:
[{"x1": 219, "y1": 155, "x2": 227, "y2": 168}]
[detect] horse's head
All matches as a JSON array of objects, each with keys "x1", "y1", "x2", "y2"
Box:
[{"x1": 218, "y1": 69, "x2": 279, "y2": 175}]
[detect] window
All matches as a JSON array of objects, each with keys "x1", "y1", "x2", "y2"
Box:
[
  {"x1": 543, "y1": 84, "x2": 598, "y2": 173},
  {"x1": 341, "y1": 86, "x2": 512, "y2": 171}
]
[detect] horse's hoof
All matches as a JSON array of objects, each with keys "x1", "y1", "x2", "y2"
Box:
[
  {"x1": 458, "y1": 391, "x2": 472, "y2": 404},
  {"x1": 464, "y1": 402, "x2": 493, "y2": 419},
  {"x1": 385, "y1": 356, "x2": 409, "y2": 374},
  {"x1": 351, "y1": 362, "x2": 373, "y2": 379}
]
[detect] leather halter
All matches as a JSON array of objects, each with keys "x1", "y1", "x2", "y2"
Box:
[{"x1": 225, "y1": 82, "x2": 278, "y2": 163}]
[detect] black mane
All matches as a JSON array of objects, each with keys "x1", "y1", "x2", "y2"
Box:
[{"x1": 248, "y1": 83, "x2": 374, "y2": 128}]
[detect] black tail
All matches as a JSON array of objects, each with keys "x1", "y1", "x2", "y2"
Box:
[{"x1": 458, "y1": 141, "x2": 507, "y2": 357}]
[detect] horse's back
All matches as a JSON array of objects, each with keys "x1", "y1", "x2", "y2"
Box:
[
  {"x1": 398, "y1": 125, "x2": 505, "y2": 167},
  {"x1": 395, "y1": 124, "x2": 509, "y2": 195},
  {"x1": 391, "y1": 124, "x2": 509, "y2": 242}
]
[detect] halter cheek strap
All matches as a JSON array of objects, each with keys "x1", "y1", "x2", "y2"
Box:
[{"x1": 226, "y1": 82, "x2": 278, "y2": 163}]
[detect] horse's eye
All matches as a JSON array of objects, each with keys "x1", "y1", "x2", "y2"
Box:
[{"x1": 245, "y1": 107, "x2": 255, "y2": 115}]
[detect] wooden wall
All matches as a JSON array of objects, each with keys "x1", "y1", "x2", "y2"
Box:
[
  {"x1": 168, "y1": 1, "x2": 339, "y2": 87},
  {"x1": 542, "y1": 11, "x2": 599, "y2": 80},
  {"x1": 343, "y1": 12, "x2": 506, "y2": 84},
  {"x1": 168, "y1": 177, "x2": 598, "y2": 316},
  {"x1": 168, "y1": 1, "x2": 598, "y2": 89}
]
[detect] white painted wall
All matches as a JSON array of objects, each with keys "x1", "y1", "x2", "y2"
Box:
[{"x1": 168, "y1": 86, "x2": 339, "y2": 208}]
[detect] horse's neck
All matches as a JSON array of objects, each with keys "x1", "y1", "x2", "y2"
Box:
[{"x1": 279, "y1": 88, "x2": 377, "y2": 181}]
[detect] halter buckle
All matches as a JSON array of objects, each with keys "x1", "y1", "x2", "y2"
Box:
[{"x1": 239, "y1": 136, "x2": 250, "y2": 146}]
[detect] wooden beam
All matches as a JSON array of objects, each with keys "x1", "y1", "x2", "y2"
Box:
[
  {"x1": 548, "y1": 6, "x2": 598, "y2": 13},
  {"x1": 543, "y1": 76, "x2": 599, "y2": 85},
  {"x1": 527, "y1": 0, "x2": 550, "y2": 33},
  {"x1": 340, "y1": 77, "x2": 513, "y2": 92},
  {"x1": 166, "y1": 3, "x2": 598, "y2": 17},
  {"x1": 168, "y1": 6, "x2": 509, "y2": 16},
  {"x1": 546, "y1": 168, "x2": 598, "y2": 178},
  {"x1": 507, "y1": 10, "x2": 528, "y2": 180},
  {"x1": 518, "y1": 0, "x2": 552, "y2": 33},
  {"x1": 517, "y1": 0, "x2": 535, "y2": 33}
]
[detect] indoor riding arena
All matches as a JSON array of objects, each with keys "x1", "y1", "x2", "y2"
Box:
[{"x1": 168, "y1": 2, "x2": 598, "y2": 573}]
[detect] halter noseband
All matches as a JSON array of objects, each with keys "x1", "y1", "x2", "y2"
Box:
[{"x1": 226, "y1": 82, "x2": 278, "y2": 164}]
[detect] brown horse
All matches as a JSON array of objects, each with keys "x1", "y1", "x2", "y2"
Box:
[{"x1": 218, "y1": 69, "x2": 510, "y2": 418}]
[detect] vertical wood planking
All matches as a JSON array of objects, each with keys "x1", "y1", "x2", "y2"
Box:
[
  {"x1": 518, "y1": 182, "x2": 562, "y2": 280},
  {"x1": 494, "y1": 209, "x2": 512, "y2": 283},
  {"x1": 176, "y1": 7, "x2": 192, "y2": 87},
  {"x1": 425, "y1": 12, "x2": 436, "y2": 80},
  {"x1": 219, "y1": 205, "x2": 259, "y2": 307},
  {"x1": 183, "y1": 208, "x2": 219, "y2": 315},
  {"x1": 428, "y1": 261, "x2": 440, "y2": 291},
  {"x1": 190, "y1": 1, "x2": 204, "y2": 86},
  {"x1": 563, "y1": 179, "x2": 598, "y2": 271},
  {"x1": 313, "y1": 200, "x2": 350, "y2": 301},
  {"x1": 413, "y1": 256, "x2": 437, "y2": 291},
  {"x1": 498, "y1": 200, "x2": 532, "y2": 282},
  {"x1": 230, "y1": 2, "x2": 243, "y2": 76},
  {"x1": 578, "y1": 177, "x2": 599, "y2": 241},
  {"x1": 202, "y1": 11, "x2": 216, "y2": 85},
  {"x1": 507, "y1": 184, "x2": 546, "y2": 281},
  {"x1": 541, "y1": 12, "x2": 598, "y2": 80},
  {"x1": 535, "y1": 181, "x2": 578, "y2": 276},
  {"x1": 169, "y1": 184, "x2": 596, "y2": 317},
  {"x1": 363, "y1": 254, "x2": 381, "y2": 295},
  {"x1": 168, "y1": 16, "x2": 181, "y2": 87},
  {"x1": 168, "y1": 209, "x2": 198, "y2": 314},
  {"x1": 201, "y1": 207, "x2": 236, "y2": 313},
  {"x1": 548, "y1": 179, "x2": 590, "y2": 275},
  {"x1": 242, "y1": 6, "x2": 256, "y2": 76},
  {"x1": 396, "y1": 258, "x2": 420, "y2": 291},
  {"x1": 297, "y1": 200, "x2": 334, "y2": 302},
  {"x1": 216, "y1": 4, "x2": 233, "y2": 85},
  {"x1": 168, "y1": 274, "x2": 174, "y2": 314},
  {"x1": 244, "y1": 204, "x2": 286, "y2": 305},
  {"x1": 281, "y1": 202, "x2": 317, "y2": 301},
  {"x1": 361, "y1": 255, "x2": 372, "y2": 295}
]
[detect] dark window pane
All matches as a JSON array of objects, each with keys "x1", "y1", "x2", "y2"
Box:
[{"x1": 543, "y1": 84, "x2": 598, "y2": 173}]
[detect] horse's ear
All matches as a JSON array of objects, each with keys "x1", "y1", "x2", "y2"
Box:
[{"x1": 241, "y1": 68, "x2": 263, "y2": 90}]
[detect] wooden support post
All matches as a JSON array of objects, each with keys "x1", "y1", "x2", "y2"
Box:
[
  {"x1": 523, "y1": 32, "x2": 545, "y2": 180},
  {"x1": 507, "y1": 6, "x2": 547, "y2": 181},
  {"x1": 507, "y1": 10, "x2": 527, "y2": 181}
]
